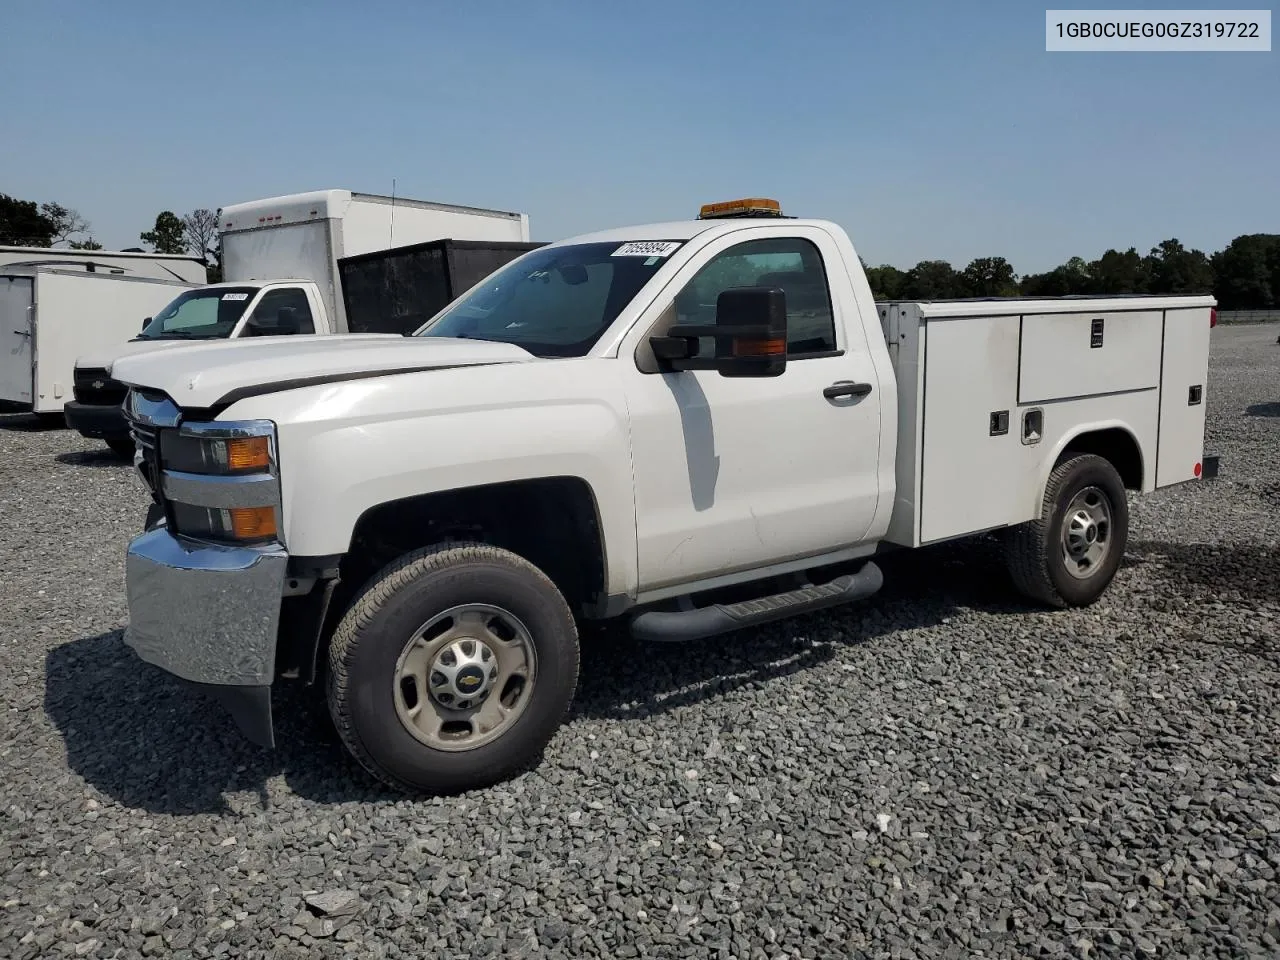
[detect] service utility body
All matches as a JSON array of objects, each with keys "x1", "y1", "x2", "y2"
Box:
[{"x1": 112, "y1": 198, "x2": 1216, "y2": 796}]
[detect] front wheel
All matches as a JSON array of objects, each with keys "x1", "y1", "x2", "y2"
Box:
[
  {"x1": 326, "y1": 542, "x2": 580, "y2": 795},
  {"x1": 1004, "y1": 454, "x2": 1129, "y2": 608}
]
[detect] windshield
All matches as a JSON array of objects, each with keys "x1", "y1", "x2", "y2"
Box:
[
  {"x1": 138, "y1": 287, "x2": 260, "y2": 340},
  {"x1": 414, "y1": 240, "x2": 684, "y2": 357}
]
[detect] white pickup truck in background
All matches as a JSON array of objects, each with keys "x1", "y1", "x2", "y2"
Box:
[
  {"x1": 65, "y1": 223, "x2": 541, "y2": 455},
  {"x1": 109, "y1": 198, "x2": 1214, "y2": 796}
]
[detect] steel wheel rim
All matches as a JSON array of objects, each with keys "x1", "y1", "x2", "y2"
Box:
[
  {"x1": 392, "y1": 603, "x2": 538, "y2": 752},
  {"x1": 1061, "y1": 486, "x2": 1113, "y2": 579}
]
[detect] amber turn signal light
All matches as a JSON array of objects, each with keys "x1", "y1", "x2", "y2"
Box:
[
  {"x1": 732, "y1": 337, "x2": 787, "y2": 357},
  {"x1": 224, "y1": 436, "x2": 271, "y2": 471},
  {"x1": 227, "y1": 506, "x2": 277, "y2": 540}
]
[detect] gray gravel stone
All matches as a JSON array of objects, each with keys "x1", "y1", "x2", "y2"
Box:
[{"x1": 1, "y1": 323, "x2": 1278, "y2": 958}]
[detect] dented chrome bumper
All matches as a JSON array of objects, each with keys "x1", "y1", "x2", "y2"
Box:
[{"x1": 124, "y1": 526, "x2": 287, "y2": 747}]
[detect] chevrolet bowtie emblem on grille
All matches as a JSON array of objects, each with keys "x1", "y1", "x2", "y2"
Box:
[{"x1": 92, "y1": 380, "x2": 104, "y2": 390}]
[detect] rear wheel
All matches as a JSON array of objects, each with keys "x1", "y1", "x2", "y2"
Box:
[
  {"x1": 326, "y1": 542, "x2": 580, "y2": 795},
  {"x1": 1005, "y1": 454, "x2": 1129, "y2": 608}
]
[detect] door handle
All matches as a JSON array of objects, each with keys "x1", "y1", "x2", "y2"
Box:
[
  {"x1": 12, "y1": 330, "x2": 31, "y2": 336},
  {"x1": 823, "y1": 381, "x2": 873, "y2": 401}
]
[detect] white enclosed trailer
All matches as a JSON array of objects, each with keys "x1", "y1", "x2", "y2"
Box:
[
  {"x1": 218, "y1": 189, "x2": 531, "y2": 333},
  {"x1": 0, "y1": 246, "x2": 207, "y2": 283},
  {"x1": 0, "y1": 269, "x2": 198, "y2": 414}
]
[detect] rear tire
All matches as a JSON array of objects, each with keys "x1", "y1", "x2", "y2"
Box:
[
  {"x1": 106, "y1": 435, "x2": 135, "y2": 458},
  {"x1": 326, "y1": 542, "x2": 580, "y2": 796},
  {"x1": 1005, "y1": 454, "x2": 1129, "y2": 608}
]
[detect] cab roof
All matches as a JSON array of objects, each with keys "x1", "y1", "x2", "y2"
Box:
[
  {"x1": 547, "y1": 217, "x2": 837, "y2": 248},
  {"x1": 187, "y1": 279, "x2": 304, "y2": 290}
]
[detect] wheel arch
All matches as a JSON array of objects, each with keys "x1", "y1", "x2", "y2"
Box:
[
  {"x1": 1039, "y1": 422, "x2": 1147, "y2": 507},
  {"x1": 340, "y1": 475, "x2": 611, "y2": 618}
]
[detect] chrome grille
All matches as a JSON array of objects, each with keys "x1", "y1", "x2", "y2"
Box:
[
  {"x1": 132, "y1": 423, "x2": 161, "y2": 497},
  {"x1": 130, "y1": 420, "x2": 158, "y2": 452},
  {"x1": 124, "y1": 397, "x2": 164, "y2": 498}
]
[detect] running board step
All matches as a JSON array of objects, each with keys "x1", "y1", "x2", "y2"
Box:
[{"x1": 629, "y1": 561, "x2": 884, "y2": 643}]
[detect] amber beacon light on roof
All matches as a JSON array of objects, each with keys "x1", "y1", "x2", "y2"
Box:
[{"x1": 697, "y1": 197, "x2": 787, "y2": 219}]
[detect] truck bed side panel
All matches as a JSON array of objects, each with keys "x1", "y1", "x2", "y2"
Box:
[
  {"x1": 918, "y1": 314, "x2": 1024, "y2": 543},
  {"x1": 918, "y1": 311, "x2": 1162, "y2": 544},
  {"x1": 1155, "y1": 307, "x2": 1212, "y2": 486},
  {"x1": 886, "y1": 303, "x2": 1164, "y2": 547},
  {"x1": 1018, "y1": 310, "x2": 1163, "y2": 403}
]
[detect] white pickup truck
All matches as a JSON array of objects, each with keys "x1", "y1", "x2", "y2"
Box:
[
  {"x1": 65, "y1": 280, "x2": 338, "y2": 455},
  {"x1": 111, "y1": 198, "x2": 1215, "y2": 796}
]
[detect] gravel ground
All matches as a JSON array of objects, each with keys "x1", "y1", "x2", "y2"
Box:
[{"x1": 1, "y1": 324, "x2": 1278, "y2": 960}]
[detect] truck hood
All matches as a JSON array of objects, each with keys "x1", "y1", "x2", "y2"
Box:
[
  {"x1": 76, "y1": 337, "x2": 201, "y2": 372},
  {"x1": 110, "y1": 334, "x2": 536, "y2": 409}
]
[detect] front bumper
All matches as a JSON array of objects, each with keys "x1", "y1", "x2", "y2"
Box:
[
  {"x1": 125, "y1": 527, "x2": 287, "y2": 746},
  {"x1": 64, "y1": 400, "x2": 128, "y2": 438}
]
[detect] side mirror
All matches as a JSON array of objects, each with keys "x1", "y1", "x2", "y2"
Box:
[
  {"x1": 141, "y1": 316, "x2": 152, "y2": 332},
  {"x1": 649, "y1": 286, "x2": 788, "y2": 378}
]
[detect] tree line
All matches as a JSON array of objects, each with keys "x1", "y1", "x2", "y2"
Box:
[
  {"x1": 863, "y1": 234, "x2": 1280, "y2": 311},
  {"x1": 3, "y1": 190, "x2": 1278, "y2": 309}
]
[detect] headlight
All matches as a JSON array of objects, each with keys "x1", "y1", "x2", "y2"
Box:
[
  {"x1": 155, "y1": 419, "x2": 283, "y2": 547},
  {"x1": 161, "y1": 432, "x2": 272, "y2": 475}
]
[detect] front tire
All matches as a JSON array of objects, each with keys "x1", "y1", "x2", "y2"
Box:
[
  {"x1": 326, "y1": 542, "x2": 580, "y2": 796},
  {"x1": 1005, "y1": 454, "x2": 1129, "y2": 608}
]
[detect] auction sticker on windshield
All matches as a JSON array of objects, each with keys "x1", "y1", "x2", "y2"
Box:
[
  {"x1": 612, "y1": 241, "x2": 681, "y2": 258},
  {"x1": 221, "y1": 293, "x2": 250, "y2": 301}
]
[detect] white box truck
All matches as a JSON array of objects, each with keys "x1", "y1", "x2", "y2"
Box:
[
  {"x1": 110, "y1": 197, "x2": 1217, "y2": 797},
  {"x1": 0, "y1": 267, "x2": 202, "y2": 418},
  {"x1": 218, "y1": 189, "x2": 531, "y2": 334}
]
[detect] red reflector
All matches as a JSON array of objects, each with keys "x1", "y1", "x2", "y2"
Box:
[
  {"x1": 1210, "y1": 307, "x2": 1217, "y2": 328},
  {"x1": 1194, "y1": 462, "x2": 1202, "y2": 478}
]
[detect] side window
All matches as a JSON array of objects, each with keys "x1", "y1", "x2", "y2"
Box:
[
  {"x1": 245, "y1": 288, "x2": 315, "y2": 336},
  {"x1": 673, "y1": 237, "x2": 837, "y2": 357}
]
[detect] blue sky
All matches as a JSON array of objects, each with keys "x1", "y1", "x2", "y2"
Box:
[{"x1": 2, "y1": 0, "x2": 1274, "y2": 273}]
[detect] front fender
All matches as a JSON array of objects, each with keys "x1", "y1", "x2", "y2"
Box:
[{"x1": 220, "y1": 361, "x2": 640, "y2": 600}]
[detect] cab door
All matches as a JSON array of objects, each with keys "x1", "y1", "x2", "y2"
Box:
[
  {"x1": 235, "y1": 286, "x2": 319, "y2": 337},
  {"x1": 623, "y1": 225, "x2": 883, "y2": 593}
]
